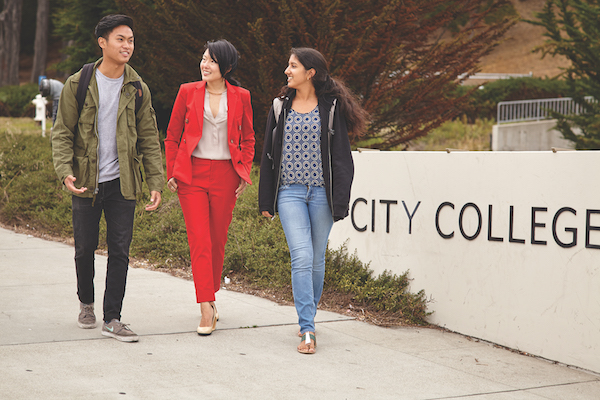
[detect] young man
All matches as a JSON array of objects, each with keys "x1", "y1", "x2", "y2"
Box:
[{"x1": 52, "y1": 14, "x2": 164, "y2": 342}]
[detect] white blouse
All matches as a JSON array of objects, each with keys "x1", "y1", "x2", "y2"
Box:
[{"x1": 192, "y1": 90, "x2": 231, "y2": 160}]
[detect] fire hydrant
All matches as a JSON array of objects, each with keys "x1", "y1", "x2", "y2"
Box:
[{"x1": 31, "y1": 94, "x2": 48, "y2": 137}]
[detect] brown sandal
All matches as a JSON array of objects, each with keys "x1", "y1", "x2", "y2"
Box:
[
  {"x1": 298, "y1": 328, "x2": 315, "y2": 337},
  {"x1": 297, "y1": 332, "x2": 316, "y2": 354}
]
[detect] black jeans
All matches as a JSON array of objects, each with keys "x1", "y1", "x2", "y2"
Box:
[{"x1": 72, "y1": 178, "x2": 136, "y2": 323}]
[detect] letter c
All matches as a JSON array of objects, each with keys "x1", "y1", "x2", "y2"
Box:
[
  {"x1": 351, "y1": 198, "x2": 368, "y2": 232},
  {"x1": 436, "y1": 202, "x2": 455, "y2": 239}
]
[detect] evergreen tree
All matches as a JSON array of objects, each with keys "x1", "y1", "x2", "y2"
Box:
[
  {"x1": 530, "y1": 0, "x2": 600, "y2": 149},
  {"x1": 52, "y1": 0, "x2": 118, "y2": 74},
  {"x1": 118, "y1": 0, "x2": 516, "y2": 151},
  {"x1": 115, "y1": 0, "x2": 219, "y2": 122}
]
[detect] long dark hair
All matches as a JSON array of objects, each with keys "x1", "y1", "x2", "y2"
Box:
[
  {"x1": 204, "y1": 39, "x2": 240, "y2": 86},
  {"x1": 279, "y1": 47, "x2": 367, "y2": 135}
]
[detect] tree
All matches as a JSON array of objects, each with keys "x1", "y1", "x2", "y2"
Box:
[
  {"x1": 529, "y1": 0, "x2": 600, "y2": 149},
  {"x1": 30, "y1": 0, "x2": 49, "y2": 83},
  {"x1": 117, "y1": 0, "x2": 516, "y2": 153},
  {"x1": 0, "y1": 0, "x2": 23, "y2": 86},
  {"x1": 114, "y1": 0, "x2": 217, "y2": 122},
  {"x1": 52, "y1": 0, "x2": 118, "y2": 74}
]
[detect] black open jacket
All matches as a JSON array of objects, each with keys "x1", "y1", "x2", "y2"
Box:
[{"x1": 258, "y1": 92, "x2": 354, "y2": 222}]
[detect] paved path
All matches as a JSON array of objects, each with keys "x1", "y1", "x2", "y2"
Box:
[{"x1": 0, "y1": 227, "x2": 598, "y2": 399}]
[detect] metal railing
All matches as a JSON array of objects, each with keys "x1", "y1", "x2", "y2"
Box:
[
  {"x1": 497, "y1": 96, "x2": 595, "y2": 124},
  {"x1": 459, "y1": 72, "x2": 533, "y2": 81}
]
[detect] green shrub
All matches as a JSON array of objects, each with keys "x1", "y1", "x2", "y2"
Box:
[
  {"x1": 1, "y1": 121, "x2": 431, "y2": 326},
  {"x1": 324, "y1": 245, "x2": 430, "y2": 325},
  {"x1": 224, "y1": 168, "x2": 292, "y2": 287},
  {"x1": 0, "y1": 130, "x2": 72, "y2": 235},
  {"x1": 456, "y1": 77, "x2": 570, "y2": 122},
  {"x1": 0, "y1": 101, "x2": 10, "y2": 116},
  {"x1": 0, "y1": 84, "x2": 40, "y2": 117},
  {"x1": 130, "y1": 191, "x2": 191, "y2": 267}
]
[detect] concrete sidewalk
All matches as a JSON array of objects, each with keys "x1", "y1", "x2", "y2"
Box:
[{"x1": 0, "y1": 227, "x2": 598, "y2": 400}]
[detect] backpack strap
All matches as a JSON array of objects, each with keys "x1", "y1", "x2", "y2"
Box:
[
  {"x1": 269, "y1": 98, "x2": 284, "y2": 166},
  {"x1": 76, "y1": 63, "x2": 95, "y2": 116},
  {"x1": 76, "y1": 63, "x2": 144, "y2": 117},
  {"x1": 132, "y1": 81, "x2": 143, "y2": 114},
  {"x1": 268, "y1": 97, "x2": 336, "y2": 169},
  {"x1": 273, "y1": 97, "x2": 283, "y2": 124},
  {"x1": 328, "y1": 98, "x2": 337, "y2": 135}
]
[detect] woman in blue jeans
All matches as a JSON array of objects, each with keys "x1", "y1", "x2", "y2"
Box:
[{"x1": 259, "y1": 48, "x2": 367, "y2": 354}]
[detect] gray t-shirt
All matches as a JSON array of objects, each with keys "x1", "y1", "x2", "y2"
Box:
[{"x1": 96, "y1": 69, "x2": 124, "y2": 183}]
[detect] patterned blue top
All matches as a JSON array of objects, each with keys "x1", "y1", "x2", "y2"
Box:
[{"x1": 280, "y1": 106, "x2": 324, "y2": 187}]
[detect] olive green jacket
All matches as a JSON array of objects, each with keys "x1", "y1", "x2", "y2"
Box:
[{"x1": 52, "y1": 58, "x2": 164, "y2": 201}]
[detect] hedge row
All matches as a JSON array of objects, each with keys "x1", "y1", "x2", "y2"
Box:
[
  {"x1": 0, "y1": 84, "x2": 39, "y2": 117},
  {"x1": 0, "y1": 76, "x2": 571, "y2": 121},
  {"x1": 455, "y1": 77, "x2": 570, "y2": 122}
]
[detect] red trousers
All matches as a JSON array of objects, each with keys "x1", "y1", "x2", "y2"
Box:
[{"x1": 177, "y1": 158, "x2": 239, "y2": 303}]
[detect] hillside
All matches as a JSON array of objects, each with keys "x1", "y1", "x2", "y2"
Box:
[{"x1": 477, "y1": 0, "x2": 570, "y2": 78}]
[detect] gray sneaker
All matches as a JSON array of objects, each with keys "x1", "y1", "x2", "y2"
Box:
[
  {"x1": 78, "y1": 302, "x2": 97, "y2": 329},
  {"x1": 101, "y1": 319, "x2": 139, "y2": 342}
]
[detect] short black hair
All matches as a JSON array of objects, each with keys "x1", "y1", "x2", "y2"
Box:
[{"x1": 94, "y1": 14, "x2": 134, "y2": 40}]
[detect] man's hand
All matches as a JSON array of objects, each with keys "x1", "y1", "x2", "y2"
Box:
[
  {"x1": 145, "y1": 190, "x2": 162, "y2": 211},
  {"x1": 64, "y1": 175, "x2": 87, "y2": 194}
]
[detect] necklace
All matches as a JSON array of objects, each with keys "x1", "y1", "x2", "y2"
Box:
[{"x1": 207, "y1": 89, "x2": 226, "y2": 95}]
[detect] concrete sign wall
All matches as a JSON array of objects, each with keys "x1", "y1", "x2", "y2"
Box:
[{"x1": 328, "y1": 150, "x2": 600, "y2": 373}]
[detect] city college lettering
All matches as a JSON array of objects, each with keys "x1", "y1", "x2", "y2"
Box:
[{"x1": 350, "y1": 197, "x2": 600, "y2": 249}]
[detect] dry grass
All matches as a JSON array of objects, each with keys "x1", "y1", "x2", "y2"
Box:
[
  {"x1": 0, "y1": 117, "x2": 41, "y2": 136},
  {"x1": 469, "y1": 0, "x2": 570, "y2": 82},
  {"x1": 406, "y1": 118, "x2": 494, "y2": 151}
]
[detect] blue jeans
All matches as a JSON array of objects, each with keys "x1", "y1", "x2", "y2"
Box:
[
  {"x1": 277, "y1": 184, "x2": 333, "y2": 334},
  {"x1": 72, "y1": 178, "x2": 136, "y2": 323}
]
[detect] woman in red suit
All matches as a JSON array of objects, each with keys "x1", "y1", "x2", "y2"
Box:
[{"x1": 164, "y1": 40, "x2": 255, "y2": 335}]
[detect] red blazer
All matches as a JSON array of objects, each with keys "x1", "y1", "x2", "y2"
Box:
[{"x1": 165, "y1": 81, "x2": 255, "y2": 185}]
